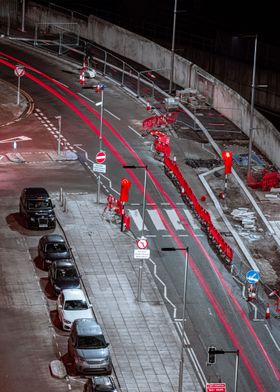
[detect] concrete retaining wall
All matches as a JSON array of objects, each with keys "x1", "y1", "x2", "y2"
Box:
[{"x1": 19, "y1": 2, "x2": 280, "y2": 168}]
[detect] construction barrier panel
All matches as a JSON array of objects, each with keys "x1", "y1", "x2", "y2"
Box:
[{"x1": 163, "y1": 156, "x2": 233, "y2": 264}]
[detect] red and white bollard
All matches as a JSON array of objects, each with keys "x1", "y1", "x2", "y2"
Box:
[
  {"x1": 265, "y1": 303, "x2": 270, "y2": 319},
  {"x1": 79, "y1": 71, "x2": 85, "y2": 85}
]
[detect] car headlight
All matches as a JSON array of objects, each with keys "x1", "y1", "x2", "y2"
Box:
[
  {"x1": 75, "y1": 355, "x2": 87, "y2": 364},
  {"x1": 63, "y1": 319, "x2": 71, "y2": 324},
  {"x1": 45, "y1": 259, "x2": 52, "y2": 264},
  {"x1": 50, "y1": 216, "x2": 55, "y2": 221}
]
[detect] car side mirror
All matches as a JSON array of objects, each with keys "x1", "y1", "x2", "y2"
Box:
[
  {"x1": 106, "y1": 342, "x2": 110, "y2": 347},
  {"x1": 58, "y1": 304, "x2": 62, "y2": 309},
  {"x1": 53, "y1": 204, "x2": 56, "y2": 209},
  {"x1": 89, "y1": 304, "x2": 93, "y2": 308}
]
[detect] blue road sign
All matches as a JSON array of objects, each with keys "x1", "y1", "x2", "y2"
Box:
[{"x1": 246, "y1": 270, "x2": 260, "y2": 284}]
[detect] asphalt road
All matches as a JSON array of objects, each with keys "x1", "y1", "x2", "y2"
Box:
[{"x1": 0, "y1": 39, "x2": 279, "y2": 392}]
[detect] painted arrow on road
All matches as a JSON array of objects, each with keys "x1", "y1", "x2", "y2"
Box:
[{"x1": 0, "y1": 136, "x2": 32, "y2": 144}]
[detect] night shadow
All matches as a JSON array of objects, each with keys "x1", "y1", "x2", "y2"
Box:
[
  {"x1": 49, "y1": 309, "x2": 67, "y2": 335},
  {"x1": 40, "y1": 277, "x2": 57, "y2": 300},
  {"x1": 6, "y1": 212, "x2": 26, "y2": 234},
  {"x1": 60, "y1": 352, "x2": 78, "y2": 377},
  {"x1": 34, "y1": 255, "x2": 45, "y2": 271},
  {"x1": 61, "y1": 69, "x2": 78, "y2": 75}
]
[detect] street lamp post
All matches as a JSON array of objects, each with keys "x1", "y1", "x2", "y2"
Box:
[
  {"x1": 55, "y1": 115, "x2": 62, "y2": 159},
  {"x1": 162, "y1": 246, "x2": 189, "y2": 392},
  {"x1": 21, "y1": 0, "x2": 26, "y2": 33},
  {"x1": 123, "y1": 164, "x2": 148, "y2": 301},
  {"x1": 245, "y1": 35, "x2": 268, "y2": 180},
  {"x1": 247, "y1": 35, "x2": 258, "y2": 180},
  {"x1": 169, "y1": 0, "x2": 178, "y2": 94}
]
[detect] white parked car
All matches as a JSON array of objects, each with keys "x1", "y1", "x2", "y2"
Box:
[
  {"x1": 84, "y1": 67, "x2": 96, "y2": 79},
  {"x1": 57, "y1": 288, "x2": 94, "y2": 330}
]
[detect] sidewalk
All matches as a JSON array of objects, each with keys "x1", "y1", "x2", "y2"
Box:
[{"x1": 56, "y1": 193, "x2": 201, "y2": 392}]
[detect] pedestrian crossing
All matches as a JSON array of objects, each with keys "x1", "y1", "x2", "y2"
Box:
[
  {"x1": 127, "y1": 206, "x2": 219, "y2": 236},
  {"x1": 270, "y1": 221, "x2": 280, "y2": 238}
]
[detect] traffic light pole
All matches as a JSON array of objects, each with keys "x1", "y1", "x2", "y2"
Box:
[{"x1": 207, "y1": 348, "x2": 239, "y2": 392}]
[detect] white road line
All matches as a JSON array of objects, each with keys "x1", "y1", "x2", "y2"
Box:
[
  {"x1": 105, "y1": 109, "x2": 120, "y2": 120},
  {"x1": 127, "y1": 209, "x2": 148, "y2": 231},
  {"x1": 264, "y1": 324, "x2": 280, "y2": 351},
  {"x1": 78, "y1": 93, "x2": 96, "y2": 104},
  {"x1": 52, "y1": 79, "x2": 69, "y2": 88},
  {"x1": 147, "y1": 209, "x2": 166, "y2": 230},
  {"x1": 183, "y1": 209, "x2": 200, "y2": 229},
  {"x1": 165, "y1": 209, "x2": 185, "y2": 230},
  {"x1": 128, "y1": 125, "x2": 142, "y2": 137}
]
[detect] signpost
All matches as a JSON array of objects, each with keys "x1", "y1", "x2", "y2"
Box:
[
  {"x1": 94, "y1": 150, "x2": 106, "y2": 203},
  {"x1": 14, "y1": 65, "x2": 25, "y2": 105}
]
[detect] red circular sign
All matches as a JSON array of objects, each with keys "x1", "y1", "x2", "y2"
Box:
[
  {"x1": 137, "y1": 238, "x2": 148, "y2": 249},
  {"x1": 96, "y1": 151, "x2": 106, "y2": 163}
]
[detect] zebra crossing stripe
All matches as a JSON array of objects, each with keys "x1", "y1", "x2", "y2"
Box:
[
  {"x1": 127, "y1": 209, "x2": 148, "y2": 231},
  {"x1": 147, "y1": 210, "x2": 166, "y2": 230},
  {"x1": 270, "y1": 221, "x2": 280, "y2": 238},
  {"x1": 164, "y1": 209, "x2": 184, "y2": 230},
  {"x1": 183, "y1": 209, "x2": 199, "y2": 230}
]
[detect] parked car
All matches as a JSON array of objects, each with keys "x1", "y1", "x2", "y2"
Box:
[
  {"x1": 19, "y1": 187, "x2": 56, "y2": 229},
  {"x1": 68, "y1": 318, "x2": 112, "y2": 375},
  {"x1": 57, "y1": 288, "x2": 94, "y2": 331},
  {"x1": 38, "y1": 234, "x2": 71, "y2": 270},
  {"x1": 83, "y1": 376, "x2": 117, "y2": 392},
  {"x1": 48, "y1": 259, "x2": 80, "y2": 294},
  {"x1": 85, "y1": 67, "x2": 96, "y2": 78}
]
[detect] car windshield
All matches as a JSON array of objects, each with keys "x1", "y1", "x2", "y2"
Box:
[
  {"x1": 64, "y1": 300, "x2": 88, "y2": 310},
  {"x1": 77, "y1": 335, "x2": 106, "y2": 349},
  {"x1": 95, "y1": 385, "x2": 114, "y2": 392},
  {"x1": 46, "y1": 243, "x2": 67, "y2": 253},
  {"x1": 28, "y1": 199, "x2": 51, "y2": 210},
  {"x1": 56, "y1": 268, "x2": 77, "y2": 279}
]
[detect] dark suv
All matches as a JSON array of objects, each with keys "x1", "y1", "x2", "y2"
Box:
[{"x1": 19, "y1": 187, "x2": 56, "y2": 229}]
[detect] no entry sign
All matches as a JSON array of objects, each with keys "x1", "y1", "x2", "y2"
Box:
[
  {"x1": 96, "y1": 151, "x2": 106, "y2": 163},
  {"x1": 14, "y1": 65, "x2": 25, "y2": 77}
]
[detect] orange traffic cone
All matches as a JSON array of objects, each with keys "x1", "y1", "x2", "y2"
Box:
[{"x1": 265, "y1": 303, "x2": 270, "y2": 319}]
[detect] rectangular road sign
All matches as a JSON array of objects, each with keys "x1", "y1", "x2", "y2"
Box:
[
  {"x1": 93, "y1": 163, "x2": 106, "y2": 173},
  {"x1": 134, "y1": 249, "x2": 150, "y2": 259},
  {"x1": 206, "y1": 383, "x2": 226, "y2": 392}
]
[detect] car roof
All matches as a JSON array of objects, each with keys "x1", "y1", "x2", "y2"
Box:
[
  {"x1": 94, "y1": 375, "x2": 115, "y2": 386},
  {"x1": 41, "y1": 234, "x2": 66, "y2": 243},
  {"x1": 53, "y1": 259, "x2": 75, "y2": 268},
  {"x1": 74, "y1": 318, "x2": 101, "y2": 335},
  {"x1": 23, "y1": 187, "x2": 50, "y2": 197},
  {"x1": 61, "y1": 288, "x2": 87, "y2": 301}
]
